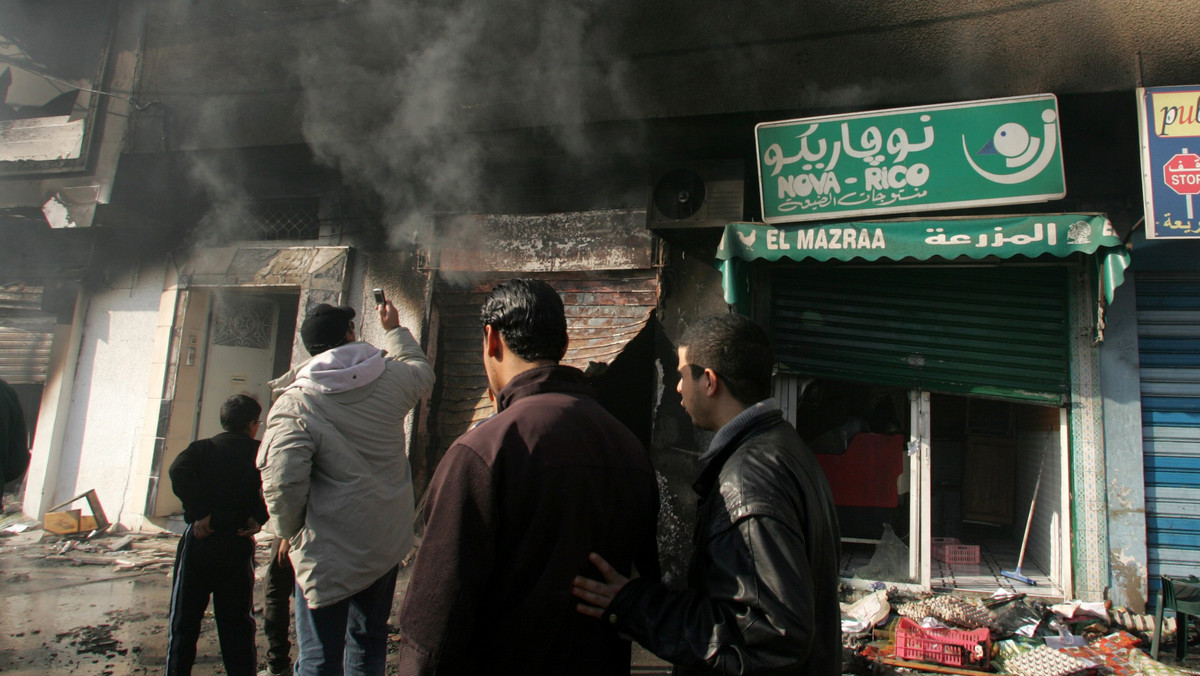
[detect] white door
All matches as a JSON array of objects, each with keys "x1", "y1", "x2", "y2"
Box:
[{"x1": 196, "y1": 293, "x2": 279, "y2": 439}]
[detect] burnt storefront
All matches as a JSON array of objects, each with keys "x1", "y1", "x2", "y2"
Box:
[
  {"x1": 648, "y1": 94, "x2": 1142, "y2": 603},
  {"x1": 715, "y1": 215, "x2": 1128, "y2": 599}
]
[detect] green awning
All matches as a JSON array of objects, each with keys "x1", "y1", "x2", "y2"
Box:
[{"x1": 716, "y1": 214, "x2": 1130, "y2": 306}]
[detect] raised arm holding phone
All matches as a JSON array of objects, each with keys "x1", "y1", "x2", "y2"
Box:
[{"x1": 257, "y1": 292, "x2": 434, "y2": 675}]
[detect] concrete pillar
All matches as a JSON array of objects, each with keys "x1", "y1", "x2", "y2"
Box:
[{"x1": 21, "y1": 288, "x2": 88, "y2": 520}]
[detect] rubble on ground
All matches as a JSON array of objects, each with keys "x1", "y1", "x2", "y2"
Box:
[
  {"x1": 2, "y1": 513, "x2": 178, "y2": 573},
  {"x1": 58, "y1": 623, "x2": 128, "y2": 657},
  {"x1": 2, "y1": 512, "x2": 285, "y2": 581},
  {"x1": 1, "y1": 510, "x2": 286, "y2": 674},
  {"x1": 843, "y1": 586, "x2": 1197, "y2": 676},
  {"x1": 4, "y1": 509, "x2": 1193, "y2": 676}
]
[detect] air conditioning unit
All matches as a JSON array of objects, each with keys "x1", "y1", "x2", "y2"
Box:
[{"x1": 647, "y1": 161, "x2": 745, "y2": 229}]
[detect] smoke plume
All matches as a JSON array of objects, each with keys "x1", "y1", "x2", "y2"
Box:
[{"x1": 292, "y1": 0, "x2": 641, "y2": 251}]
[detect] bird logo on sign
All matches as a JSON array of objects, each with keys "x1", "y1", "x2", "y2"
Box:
[{"x1": 962, "y1": 109, "x2": 1059, "y2": 185}]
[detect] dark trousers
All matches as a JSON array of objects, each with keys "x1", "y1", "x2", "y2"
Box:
[
  {"x1": 166, "y1": 525, "x2": 257, "y2": 676},
  {"x1": 264, "y1": 536, "x2": 296, "y2": 672}
]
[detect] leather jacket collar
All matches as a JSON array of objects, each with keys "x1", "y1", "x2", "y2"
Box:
[{"x1": 691, "y1": 408, "x2": 784, "y2": 498}]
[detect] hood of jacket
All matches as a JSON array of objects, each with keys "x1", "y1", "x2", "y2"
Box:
[{"x1": 273, "y1": 342, "x2": 385, "y2": 395}]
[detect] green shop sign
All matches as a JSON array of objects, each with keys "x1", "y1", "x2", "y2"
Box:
[
  {"x1": 716, "y1": 214, "x2": 1130, "y2": 306},
  {"x1": 755, "y1": 94, "x2": 1066, "y2": 223}
]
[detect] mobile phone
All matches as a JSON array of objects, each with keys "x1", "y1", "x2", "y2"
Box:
[{"x1": 373, "y1": 288, "x2": 385, "y2": 305}]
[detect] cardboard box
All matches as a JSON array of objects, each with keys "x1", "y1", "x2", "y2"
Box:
[{"x1": 43, "y1": 490, "x2": 109, "y2": 535}]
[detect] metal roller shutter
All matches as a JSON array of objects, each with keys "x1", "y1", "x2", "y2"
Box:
[
  {"x1": 1137, "y1": 274, "x2": 1200, "y2": 585},
  {"x1": 0, "y1": 284, "x2": 55, "y2": 385},
  {"x1": 770, "y1": 264, "x2": 1071, "y2": 405}
]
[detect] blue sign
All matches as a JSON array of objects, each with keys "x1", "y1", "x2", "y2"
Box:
[{"x1": 1138, "y1": 86, "x2": 1200, "y2": 239}]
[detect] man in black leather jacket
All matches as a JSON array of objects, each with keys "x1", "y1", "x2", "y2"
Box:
[{"x1": 574, "y1": 313, "x2": 842, "y2": 675}]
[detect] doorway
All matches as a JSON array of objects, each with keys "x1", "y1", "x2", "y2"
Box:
[
  {"x1": 194, "y1": 291, "x2": 296, "y2": 439},
  {"x1": 784, "y1": 376, "x2": 1068, "y2": 595},
  {"x1": 152, "y1": 288, "x2": 298, "y2": 517},
  {"x1": 927, "y1": 393, "x2": 1067, "y2": 596}
]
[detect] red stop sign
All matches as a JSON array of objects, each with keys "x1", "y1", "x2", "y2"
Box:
[{"x1": 1164, "y1": 153, "x2": 1200, "y2": 196}]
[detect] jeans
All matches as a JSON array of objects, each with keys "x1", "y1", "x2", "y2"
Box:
[{"x1": 293, "y1": 565, "x2": 399, "y2": 676}]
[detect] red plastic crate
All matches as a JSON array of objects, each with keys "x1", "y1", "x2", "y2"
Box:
[
  {"x1": 932, "y1": 537, "x2": 980, "y2": 564},
  {"x1": 894, "y1": 617, "x2": 991, "y2": 669},
  {"x1": 931, "y1": 537, "x2": 958, "y2": 557},
  {"x1": 935, "y1": 544, "x2": 981, "y2": 565}
]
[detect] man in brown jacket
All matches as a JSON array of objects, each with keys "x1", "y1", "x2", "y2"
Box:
[{"x1": 397, "y1": 278, "x2": 660, "y2": 675}]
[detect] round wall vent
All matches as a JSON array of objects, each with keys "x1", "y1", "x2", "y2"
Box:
[{"x1": 653, "y1": 169, "x2": 706, "y2": 220}]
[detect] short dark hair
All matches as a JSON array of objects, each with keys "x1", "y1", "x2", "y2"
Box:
[
  {"x1": 678, "y1": 313, "x2": 774, "y2": 406},
  {"x1": 220, "y1": 394, "x2": 262, "y2": 434},
  {"x1": 479, "y1": 278, "x2": 568, "y2": 362}
]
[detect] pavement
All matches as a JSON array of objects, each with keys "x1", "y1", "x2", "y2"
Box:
[
  {"x1": 5, "y1": 516, "x2": 1197, "y2": 676},
  {"x1": 0, "y1": 519, "x2": 671, "y2": 675},
  {"x1": 1, "y1": 526, "x2": 181, "y2": 675}
]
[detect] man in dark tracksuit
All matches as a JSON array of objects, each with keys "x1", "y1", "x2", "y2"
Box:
[{"x1": 167, "y1": 394, "x2": 268, "y2": 676}]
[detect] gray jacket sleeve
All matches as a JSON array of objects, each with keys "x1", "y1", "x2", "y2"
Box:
[
  {"x1": 381, "y1": 326, "x2": 436, "y2": 413},
  {"x1": 257, "y1": 397, "x2": 314, "y2": 539}
]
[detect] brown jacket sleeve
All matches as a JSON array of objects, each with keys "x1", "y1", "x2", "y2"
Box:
[{"x1": 396, "y1": 443, "x2": 497, "y2": 675}]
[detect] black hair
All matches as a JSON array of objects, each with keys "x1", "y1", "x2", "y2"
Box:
[
  {"x1": 479, "y1": 278, "x2": 568, "y2": 362},
  {"x1": 678, "y1": 313, "x2": 774, "y2": 406},
  {"x1": 220, "y1": 394, "x2": 262, "y2": 434}
]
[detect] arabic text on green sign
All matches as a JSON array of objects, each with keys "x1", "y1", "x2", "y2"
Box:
[
  {"x1": 717, "y1": 215, "x2": 1118, "y2": 262},
  {"x1": 755, "y1": 95, "x2": 1066, "y2": 223},
  {"x1": 715, "y1": 214, "x2": 1130, "y2": 307}
]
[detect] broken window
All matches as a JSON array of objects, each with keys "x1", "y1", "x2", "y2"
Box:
[{"x1": 0, "y1": 1, "x2": 114, "y2": 172}]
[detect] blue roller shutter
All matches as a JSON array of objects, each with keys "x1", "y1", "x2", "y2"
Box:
[{"x1": 1137, "y1": 274, "x2": 1200, "y2": 585}]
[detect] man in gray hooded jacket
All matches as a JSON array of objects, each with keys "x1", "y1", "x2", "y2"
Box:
[{"x1": 258, "y1": 299, "x2": 434, "y2": 676}]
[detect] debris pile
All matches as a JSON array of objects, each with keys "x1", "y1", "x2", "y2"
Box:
[
  {"x1": 47, "y1": 536, "x2": 177, "y2": 572},
  {"x1": 16, "y1": 532, "x2": 178, "y2": 572},
  {"x1": 844, "y1": 588, "x2": 1196, "y2": 676},
  {"x1": 1, "y1": 512, "x2": 178, "y2": 573},
  {"x1": 57, "y1": 623, "x2": 128, "y2": 657},
  {"x1": 0, "y1": 510, "x2": 282, "y2": 674},
  {"x1": 898, "y1": 595, "x2": 1002, "y2": 632}
]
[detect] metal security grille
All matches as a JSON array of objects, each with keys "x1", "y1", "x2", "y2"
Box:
[
  {"x1": 251, "y1": 199, "x2": 320, "y2": 240},
  {"x1": 1137, "y1": 273, "x2": 1200, "y2": 587},
  {"x1": 769, "y1": 264, "x2": 1071, "y2": 405}
]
